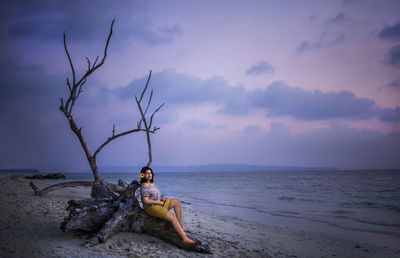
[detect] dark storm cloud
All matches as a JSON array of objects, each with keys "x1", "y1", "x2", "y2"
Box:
[
  {"x1": 3, "y1": 0, "x2": 182, "y2": 45},
  {"x1": 0, "y1": 57, "x2": 63, "y2": 113},
  {"x1": 245, "y1": 61, "x2": 274, "y2": 76},
  {"x1": 0, "y1": 56, "x2": 120, "y2": 171},
  {"x1": 0, "y1": 56, "x2": 111, "y2": 115},
  {"x1": 0, "y1": 57, "x2": 67, "y2": 170},
  {"x1": 115, "y1": 69, "x2": 249, "y2": 115},
  {"x1": 385, "y1": 44, "x2": 400, "y2": 66},
  {"x1": 249, "y1": 81, "x2": 400, "y2": 122},
  {"x1": 379, "y1": 21, "x2": 400, "y2": 41},
  {"x1": 297, "y1": 33, "x2": 345, "y2": 54}
]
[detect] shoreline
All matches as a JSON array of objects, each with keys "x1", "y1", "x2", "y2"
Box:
[
  {"x1": 192, "y1": 203, "x2": 400, "y2": 250},
  {"x1": 0, "y1": 174, "x2": 399, "y2": 257}
]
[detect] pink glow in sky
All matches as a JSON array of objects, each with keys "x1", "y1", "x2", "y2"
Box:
[{"x1": 1, "y1": 0, "x2": 400, "y2": 171}]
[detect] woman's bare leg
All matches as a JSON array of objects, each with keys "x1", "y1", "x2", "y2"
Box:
[
  {"x1": 163, "y1": 211, "x2": 195, "y2": 244},
  {"x1": 168, "y1": 198, "x2": 184, "y2": 230}
]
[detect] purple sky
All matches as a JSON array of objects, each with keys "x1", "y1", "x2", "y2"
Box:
[{"x1": 1, "y1": 0, "x2": 400, "y2": 171}]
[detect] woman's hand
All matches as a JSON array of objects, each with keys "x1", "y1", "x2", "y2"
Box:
[{"x1": 159, "y1": 200, "x2": 165, "y2": 206}]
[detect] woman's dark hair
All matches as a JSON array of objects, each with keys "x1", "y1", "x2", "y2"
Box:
[{"x1": 140, "y1": 166, "x2": 154, "y2": 184}]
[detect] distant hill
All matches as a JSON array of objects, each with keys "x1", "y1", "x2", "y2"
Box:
[
  {"x1": 92, "y1": 164, "x2": 338, "y2": 173},
  {"x1": 0, "y1": 169, "x2": 39, "y2": 174}
]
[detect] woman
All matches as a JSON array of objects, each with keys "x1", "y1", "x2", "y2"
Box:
[{"x1": 139, "y1": 166, "x2": 195, "y2": 244}]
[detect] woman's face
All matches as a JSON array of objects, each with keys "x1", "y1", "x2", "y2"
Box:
[{"x1": 144, "y1": 169, "x2": 153, "y2": 181}]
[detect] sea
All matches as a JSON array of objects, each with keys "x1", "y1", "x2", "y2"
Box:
[{"x1": 64, "y1": 170, "x2": 400, "y2": 249}]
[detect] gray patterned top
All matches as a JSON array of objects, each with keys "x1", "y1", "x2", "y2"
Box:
[{"x1": 140, "y1": 185, "x2": 162, "y2": 209}]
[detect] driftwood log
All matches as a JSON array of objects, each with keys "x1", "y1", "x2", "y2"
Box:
[{"x1": 58, "y1": 180, "x2": 211, "y2": 253}]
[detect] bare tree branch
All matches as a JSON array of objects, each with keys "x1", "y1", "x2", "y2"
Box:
[
  {"x1": 63, "y1": 31, "x2": 76, "y2": 86},
  {"x1": 134, "y1": 70, "x2": 164, "y2": 166},
  {"x1": 63, "y1": 18, "x2": 115, "y2": 116},
  {"x1": 93, "y1": 127, "x2": 158, "y2": 161},
  {"x1": 66, "y1": 78, "x2": 72, "y2": 93},
  {"x1": 85, "y1": 57, "x2": 91, "y2": 71},
  {"x1": 43, "y1": 18, "x2": 163, "y2": 192},
  {"x1": 144, "y1": 89, "x2": 153, "y2": 116},
  {"x1": 92, "y1": 55, "x2": 99, "y2": 69},
  {"x1": 59, "y1": 19, "x2": 116, "y2": 181},
  {"x1": 149, "y1": 103, "x2": 165, "y2": 129},
  {"x1": 138, "y1": 70, "x2": 152, "y2": 103}
]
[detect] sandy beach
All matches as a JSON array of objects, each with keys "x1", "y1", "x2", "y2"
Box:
[{"x1": 0, "y1": 174, "x2": 399, "y2": 258}]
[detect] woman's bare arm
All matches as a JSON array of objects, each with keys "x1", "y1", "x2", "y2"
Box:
[{"x1": 142, "y1": 196, "x2": 164, "y2": 205}]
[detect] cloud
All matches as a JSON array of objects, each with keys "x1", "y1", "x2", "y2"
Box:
[
  {"x1": 245, "y1": 61, "x2": 274, "y2": 76},
  {"x1": 1, "y1": 58, "x2": 399, "y2": 170},
  {"x1": 0, "y1": 56, "x2": 152, "y2": 171},
  {"x1": 377, "y1": 107, "x2": 400, "y2": 122},
  {"x1": 384, "y1": 44, "x2": 400, "y2": 66},
  {"x1": 379, "y1": 21, "x2": 400, "y2": 42},
  {"x1": 327, "y1": 12, "x2": 348, "y2": 25},
  {"x1": 0, "y1": 57, "x2": 64, "y2": 113},
  {"x1": 297, "y1": 33, "x2": 345, "y2": 54},
  {"x1": 230, "y1": 122, "x2": 400, "y2": 169},
  {"x1": 292, "y1": 124, "x2": 400, "y2": 168},
  {"x1": 243, "y1": 125, "x2": 263, "y2": 135},
  {"x1": 249, "y1": 81, "x2": 400, "y2": 122},
  {"x1": 378, "y1": 21, "x2": 400, "y2": 67},
  {"x1": 308, "y1": 15, "x2": 317, "y2": 22},
  {"x1": 387, "y1": 79, "x2": 400, "y2": 89},
  {"x1": 183, "y1": 119, "x2": 210, "y2": 130},
  {"x1": 115, "y1": 69, "x2": 249, "y2": 115},
  {"x1": 116, "y1": 70, "x2": 400, "y2": 123},
  {"x1": 4, "y1": 0, "x2": 182, "y2": 45}
]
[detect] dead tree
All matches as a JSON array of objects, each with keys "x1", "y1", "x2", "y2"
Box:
[{"x1": 29, "y1": 19, "x2": 211, "y2": 253}]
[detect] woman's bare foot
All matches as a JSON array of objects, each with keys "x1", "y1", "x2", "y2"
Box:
[{"x1": 182, "y1": 237, "x2": 195, "y2": 244}]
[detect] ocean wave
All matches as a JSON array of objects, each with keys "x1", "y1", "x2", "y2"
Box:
[
  {"x1": 384, "y1": 204, "x2": 400, "y2": 213},
  {"x1": 277, "y1": 210, "x2": 300, "y2": 215},
  {"x1": 332, "y1": 210, "x2": 354, "y2": 214},
  {"x1": 377, "y1": 189, "x2": 397, "y2": 193},
  {"x1": 278, "y1": 196, "x2": 295, "y2": 201},
  {"x1": 354, "y1": 218, "x2": 400, "y2": 228},
  {"x1": 333, "y1": 215, "x2": 348, "y2": 219},
  {"x1": 341, "y1": 202, "x2": 400, "y2": 213}
]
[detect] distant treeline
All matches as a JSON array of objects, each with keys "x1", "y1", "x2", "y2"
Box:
[{"x1": 87, "y1": 164, "x2": 339, "y2": 173}]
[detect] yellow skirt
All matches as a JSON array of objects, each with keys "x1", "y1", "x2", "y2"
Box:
[{"x1": 144, "y1": 199, "x2": 170, "y2": 218}]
